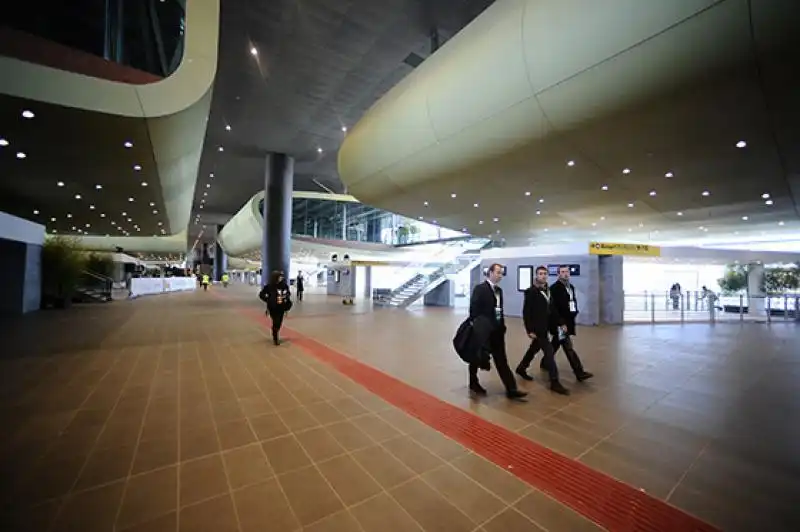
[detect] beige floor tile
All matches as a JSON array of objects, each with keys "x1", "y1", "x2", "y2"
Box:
[
  {"x1": 223, "y1": 443, "x2": 274, "y2": 489},
  {"x1": 278, "y1": 466, "x2": 344, "y2": 526},
  {"x1": 295, "y1": 426, "x2": 348, "y2": 462},
  {"x1": 179, "y1": 494, "x2": 239, "y2": 532},
  {"x1": 390, "y1": 477, "x2": 475, "y2": 532},
  {"x1": 304, "y1": 509, "x2": 363, "y2": 532},
  {"x1": 317, "y1": 454, "x2": 383, "y2": 506},
  {"x1": 351, "y1": 445, "x2": 417, "y2": 490},
  {"x1": 117, "y1": 466, "x2": 178, "y2": 529},
  {"x1": 262, "y1": 434, "x2": 313, "y2": 474},
  {"x1": 179, "y1": 454, "x2": 229, "y2": 507},
  {"x1": 350, "y1": 492, "x2": 424, "y2": 532},
  {"x1": 482, "y1": 508, "x2": 545, "y2": 532},
  {"x1": 382, "y1": 435, "x2": 445, "y2": 475},
  {"x1": 514, "y1": 489, "x2": 603, "y2": 531},
  {"x1": 233, "y1": 479, "x2": 300, "y2": 532},
  {"x1": 421, "y1": 464, "x2": 507, "y2": 524}
]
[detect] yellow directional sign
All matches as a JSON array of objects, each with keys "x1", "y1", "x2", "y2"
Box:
[
  {"x1": 588, "y1": 241, "x2": 661, "y2": 257},
  {"x1": 350, "y1": 260, "x2": 393, "y2": 266}
]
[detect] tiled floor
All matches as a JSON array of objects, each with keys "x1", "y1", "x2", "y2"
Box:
[{"x1": 0, "y1": 284, "x2": 797, "y2": 531}]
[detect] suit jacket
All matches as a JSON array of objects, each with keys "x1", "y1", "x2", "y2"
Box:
[
  {"x1": 469, "y1": 281, "x2": 505, "y2": 334},
  {"x1": 550, "y1": 280, "x2": 578, "y2": 335},
  {"x1": 523, "y1": 285, "x2": 563, "y2": 338}
]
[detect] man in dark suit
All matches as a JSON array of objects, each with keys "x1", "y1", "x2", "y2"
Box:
[
  {"x1": 516, "y1": 266, "x2": 570, "y2": 395},
  {"x1": 468, "y1": 263, "x2": 527, "y2": 400},
  {"x1": 550, "y1": 265, "x2": 593, "y2": 382}
]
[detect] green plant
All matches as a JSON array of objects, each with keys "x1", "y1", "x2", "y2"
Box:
[
  {"x1": 41, "y1": 236, "x2": 86, "y2": 305},
  {"x1": 764, "y1": 265, "x2": 800, "y2": 293},
  {"x1": 85, "y1": 252, "x2": 114, "y2": 277},
  {"x1": 717, "y1": 264, "x2": 747, "y2": 294}
]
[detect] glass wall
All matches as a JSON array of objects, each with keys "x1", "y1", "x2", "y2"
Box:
[
  {"x1": 5, "y1": 0, "x2": 185, "y2": 77},
  {"x1": 258, "y1": 197, "x2": 467, "y2": 246}
]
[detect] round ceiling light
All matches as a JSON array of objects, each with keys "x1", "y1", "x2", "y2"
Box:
[
  {"x1": 21, "y1": 110, "x2": 34, "y2": 119},
  {"x1": 0, "y1": 138, "x2": 8, "y2": 147},
  {"x1": 124, "y1": 141, "x2": 133, "y2": 148},
  {"x1": 665, "y1": 172, "x2": 673, "y2": 178},
  {"x1": 16, "y1": 152, "x2": 26, "y2": 159},
  {"x1": 736, "y1": 140, "x2": 747, "y2": 148},
  {"x1": 622, "y1": 168, "x2": 631, "y2": 174},
  {"x1": 133, "y1": 164, "x2": 141, "y2": 171}
]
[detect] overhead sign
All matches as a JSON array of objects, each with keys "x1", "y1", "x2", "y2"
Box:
[
  {"x1": 589, "y1": 242, "x2": 661, "y2": 257},
  {"x1": 350, "y1": 260, "x2": 392, "y2": 267}
]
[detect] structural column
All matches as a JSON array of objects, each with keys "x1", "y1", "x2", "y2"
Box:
[
  {"x1": 261, "y1": 153, "x2": 294, "y2": 285},
  {"x1": 213, "y1": 224, "x2": 227, "y2": 282},
  {"x1": 747, "y1": 263, "x2": 766, "y2": 316}
]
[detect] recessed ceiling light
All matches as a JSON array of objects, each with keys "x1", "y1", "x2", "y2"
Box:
[
  {"x1": 141, "y1": 182, "x2": 148, "y2": 187},
  {"x1": 71, "y1": 226, "x2": 76, "y2": 231},
  {"x1": 567, "y1": 160, "x2": 575, "y2": 167},
  {"x1": 535, "y1": 210, "x2": 541, "y2": 215},
  {"x1": 622, "y1": 168, "x2": 631, "y2": 174},
  {"x1": 418, "y1": 216, "x2": 422, "y2": 220},
  {"x1": 649, "y1": 190, "x2": 657, "y2": 196},
  {"x1": 124, "y1": 141, "x2": 133, "y2": 148},
  {"x1": 317, "y1": 147, "x2": 323, "y2": 153},
  {"x1": 57, "y1": 181, "x2": 65, "y2": 187},
  {"x1": 128, "y1": 197, "x2": 134, "y2": 202},
  {"x1": 133, "y1": 164, "x2": 141, "y2": 171},
  {"x1": 74, "y1": 194, "x2": 81, "y2": 199},
  {"x1": 627, "y1": 203, "x2": 634, "y2": 208},
  {"x1": 250, "y1": 47, "x2": 258, "y2": 56},
  {"x1": 111, "y1": 221, "x2": 116, "y2": 225},
  {"x1": 701, "y1": 190, "x2": 710, "y2": 196},
  {"x1": 158, "y1": 222, "x2": 163, "y2": 226},
  {"x1": 122, "y1": 212, "x2": 127, "y2": 216},
  {"x1": 665, "y1": 172, "x2": 673, "y2": 178},
  {"x1": 525, "y1": 191, "x2": 531, "y2": 196},
  {"x1": 218, "y1": 146, "x2": 224, "y2": 152},
  {"x1": 450, "y1": 193, "x2": 457, "y2": 198},
  {"x1": 127, "y1": 218, "x2": 132, "y2": 222},
  {"x1": 742, "y1": 216, "x2": 749, "y2": 221},
  {"x1": 153, "y1": 210, "x2": 158, "y2": 214},
  {"x1": 473, "y1": 203, "x2": 479, "y2": 208},
  {"x1": 601, "y1": 185, "x2": 608, "y2": 191},
  {"x1": 95, "y1": 184, "x2": 102, "y2": 189},
  {"x1": 492, "y1": 217, "x2": 499, "y2": 222},
  {"x1": 225, "y1": 125, "x2": 231, "y2": 131},
  {"x1": 206, "y1": 183, "x2": 211, "y2": 188},
  {"x1": 341, "y1": 126, "x2": 347, "y2": 132},
  {"x1": 761, "y1": 193, "x2": 770, "y2": 199},
  {"x1": 50, "y1": 217, "x2": 56, "y2": 222},
  {"x1": 0, "y1": 138, "x2": 8, "y2": 146},
  {"x1": 432, "y1": 220, "x2": 438, "y2": 224},
  {"x1": 591, "y1": 222, "x2": 596, "y2": 227},
  {"x1": 677, "y1": 211, "x2": 683, "y2": 216},
  {"x1": 89, "y1": 205, "x2": 95, "y2": 210},
  {"x1": 66, "y1": 213, "x2": 72, "y2": 218},
  {"x1": 478, "y1": 220, "x2": 484, "y2": 225},
  {"x1": 765, "y1": 199, "x2": 773, "y2": 205},
  {"x1": 736, "y1": 140, "x2": 747, "y2": 148},
  {"x1": 16, "y1": 152, "x2": 26, "y2": 159},
  {"x1": 538, "y1": 198, "x2": 544, "y2": 204},
  {"x1": 600, "y1": 216, "x2": 606, "y2": 221},
  {"x1": 85, "y1": 223, "x2": 90, "y2": 228},
  {"x1": 423, "y1": 201, "x2": 428, "y2": 206},
  {"x1": 778, "y1": 221, "x2": 785, "y2": 226},
  {"x1": 21, "y1": 110, "x2": 34, "y2": 119},
  {"x1": 33, "y1": 209, "x2": 39, "y2": 215},
  {"x1": 698, "y1": 226, "x2": 705, "y2": 230},
  {"x1": 100, "y1": 213, "x2": 106, "y2": 218},
  {"x1": 627, "y1": 228, "x2": 632, "y2": 232},
  {"x1": 544, "y1": 228, "x2": 549, "y2": 232},
  {"x1": 562, "y1": 221, "x2": 567, "y2": 225}
]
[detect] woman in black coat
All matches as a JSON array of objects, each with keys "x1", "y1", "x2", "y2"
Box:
[{"x1": 258, "y1": 270, "x2": 292, "y2": 345}]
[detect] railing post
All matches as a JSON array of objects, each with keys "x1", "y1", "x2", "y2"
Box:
[
  {"x1": 680, "y1": 293, "x2": 685, "y2": 323},
  {"x1": 784, "y1": 295, "x2": 789, "y2": 321},
  {"x1": 767, "y1": 297, "x2": 772, "y2": 323},
  {"x1": 644, "y1": 290, "x2": 648, "y2": 311},
  {"x1": 650, "y1": 293, "x2": 655, "y2": 323}
]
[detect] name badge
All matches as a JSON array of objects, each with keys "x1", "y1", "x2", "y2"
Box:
[
  {"x1": 569, "y1": 301, "x2": 577, "y2": 313},
  {"x1": 494, "y1": 306, "x2": 502, "y2": 321}
]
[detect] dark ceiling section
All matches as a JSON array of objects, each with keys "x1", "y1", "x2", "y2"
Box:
[
  {"x1": 0, "y1": 94, "x2": 168, "y2": 237},
  {"x1": 191, "y1": 0, "x2": 495, "y2": 238}
]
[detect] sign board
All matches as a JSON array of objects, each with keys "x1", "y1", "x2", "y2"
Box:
[
  {"x1": 589, "y1": 242, "x2": 661, "y2": 257},
  {"x1": 350, "y1": 260, "x2": 392, "y2": 267},
  {"x1": 517, "y1": 266, "x2": 533, "y2": 292},
  {"x1": 547, "y1": 264, "x2": 581, "y2": 276}
]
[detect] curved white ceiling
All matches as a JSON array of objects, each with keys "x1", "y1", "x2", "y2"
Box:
[{"x1": 339, "y1": 0, "x2": 800, "y2": 245}]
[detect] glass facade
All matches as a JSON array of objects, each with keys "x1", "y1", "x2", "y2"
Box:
[
  {"x1": 257, "y1": 197, "x2": 465, "y2": 245},
  {"x1": 5, "y1": 0, "x2": 185, "y2": 77}
]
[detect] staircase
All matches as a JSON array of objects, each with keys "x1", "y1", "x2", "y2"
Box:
[
  {"x1": 374, "y1": 240, "x2": 487, "y2": 308},
  {"x1": 73, "y1": 270, "x2": 114, "y2": 303}
]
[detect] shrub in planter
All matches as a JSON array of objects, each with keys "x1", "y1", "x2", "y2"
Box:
[{"x1": 41, "y1": 236, "x2": 86, "y2": 308}]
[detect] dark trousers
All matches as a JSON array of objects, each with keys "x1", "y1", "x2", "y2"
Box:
[
  {"x1": 552, "y1": 335, "x2": 586, "y2": 375},
  {"x1": 297, "y1": 290, "x2": 303, "y2": 301},
  {"x1": 519, "y1": 334, "x2": 559, "y2": 382},
  {"x1": 202, "y1": 283, "x2": 208, "y2": 291},
  {"x1": 268, "y1": 308, "x2": 285, "y2": 339},
  {"x1": 469, "y1": 332, "x2": 517, "y2": 392}
]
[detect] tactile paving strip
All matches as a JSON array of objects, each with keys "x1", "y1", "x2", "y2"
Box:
[{"x1": 240, "y1": 307, "x2": 719, "y2": 532}]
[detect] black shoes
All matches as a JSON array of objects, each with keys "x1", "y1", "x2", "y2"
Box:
[
  {"x1": 550, "y1": 381, "x2": 570, "y2": 395},
  {"x1": 506, "y1": 390, "x2": 528, "y2": 401},
  {"x1": 469, "y1": 383, "x2": 487, "y2": 396},
  {"x1": 576, "y1": 371, "x2": 594, "y2": 382},
  {"x1": 515, "y1": 367, "x2": 533, "y2": 381}
]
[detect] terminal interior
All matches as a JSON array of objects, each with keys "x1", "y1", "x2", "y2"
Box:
[{"x1": 1, "y1": 1, "x2": 799, "y2": 531}]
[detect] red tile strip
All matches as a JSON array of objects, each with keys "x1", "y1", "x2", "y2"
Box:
[{"x1": 236, "y1": 306, "x2": 719, "y2": 532}]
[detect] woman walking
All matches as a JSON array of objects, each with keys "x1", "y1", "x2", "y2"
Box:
[{"x1": 258, "y1": 270, "x2": 292, "y2": 345}]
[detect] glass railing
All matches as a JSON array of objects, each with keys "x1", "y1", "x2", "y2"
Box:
[
  {"x1": 2, "y1": 0, "x2": 185, "y2": 77},
  {"x1": 624, "y1": 291, "x2": 800, "y2": 323},
  {"x1": 258, "y1": 196, "x2": 470, "y2": 246}
]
